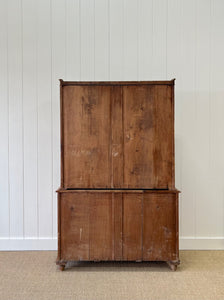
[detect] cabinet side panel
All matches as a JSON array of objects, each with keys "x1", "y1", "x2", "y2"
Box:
[
  {"x1": 61, "y1": 193, "x2": 90, "y2": 261},
  {"x1": 123, "y1": 193, "x2": 143, "y2": 260},
  {"x1": 63, "y1": 85, "x2": 111, "y2": 188},
  {"x1": 143, "y1": 192, "x2": 178, "y2": 261},
  {"x1": 89, "y1": 193, "x2": 113, "y2": 260}
]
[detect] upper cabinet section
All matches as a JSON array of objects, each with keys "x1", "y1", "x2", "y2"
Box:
[{"x1": 60, "y1": 80, "x2": 175, "y2": 189}]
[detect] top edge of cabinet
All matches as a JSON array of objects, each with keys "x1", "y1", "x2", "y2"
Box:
[{"x1": 59, "y1": 79, "x2": 176, "y2": 86}]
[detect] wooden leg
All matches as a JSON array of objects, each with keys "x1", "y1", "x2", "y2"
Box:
[
  {"x1": 59, "y1": 264, "x2": 66, "y2": 271},
  {"x1": 167, "y1": 260, "x2": 180, "y2": 271}
]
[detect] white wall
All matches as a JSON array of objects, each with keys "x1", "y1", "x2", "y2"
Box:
[{"x1": 0, "y1": 0, "x2": 224, "y2": 250}]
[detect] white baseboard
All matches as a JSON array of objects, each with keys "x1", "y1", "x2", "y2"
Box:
[
  {"x1": 180, "y1": 237, "x2": 224, "y2": 250},
  {"x1": 0, "y1": 237, "x2": 224, "y2": 251},
  {"x1": 0, "y1": 237, "x2": 57, "y2": 251}
]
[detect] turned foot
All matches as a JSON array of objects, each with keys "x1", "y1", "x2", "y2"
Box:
[
  {"x1": 167, "y1": 260, "x2": 180, "y2": 271},
  {"x1": 59, "y1": 264, "x2": 66, "y2": 271}
]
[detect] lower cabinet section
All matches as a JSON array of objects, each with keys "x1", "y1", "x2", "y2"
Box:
[{"x1": 57, "y1": 189, "x2": 180, "y2": 269}]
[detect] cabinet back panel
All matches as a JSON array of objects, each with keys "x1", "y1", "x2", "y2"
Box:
[
  {"x1": 61, "y1": 82, "x2": 174, "y2": 189},
  {"x1": 62, "y1": 85, "x2": 112, "y2": 188},
  {"x1": 58, "y1": 190, "x2": 179, "y2": 262},
  {"x1": 123, "y1": 85, "x2": 174, "y2": 188},
  {"x1": 143, "y1": 192, "x2": 178, "y2": 261}
]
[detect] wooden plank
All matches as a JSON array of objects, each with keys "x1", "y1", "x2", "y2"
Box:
[
  {"x1": 153, "y1": 85, "x2": 174, "y2": 189},
  {"x1": 63, "y1": 85, "x2": 112, "y2": 188},
  {"x1": 111, "y1": 86, "x2": 123, "y2": 187},
  {"x1": 122, "y1": 84, "x2": 174, "y2": 189},
  {"x1": 60, "y1": 193, "x2": 90, "y2": 261},
  {"x1": 89, "y1": 193, "x2": 113, "y2": 260},
  {"x1": 123, "y1": 84, "x2": 153, "y2": 188},
  {"x1": 123, "y1": 192, "x2": 143, "y2": 260},
  {"x1": 114, "y1": 193, "x2": 123, "y2": 260},
  {"x1": 143, "y1": 192, "x2": 178, "y2": 261}
]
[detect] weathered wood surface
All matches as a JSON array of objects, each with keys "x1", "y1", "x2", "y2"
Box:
[
  {"x1": 61, "y1": 81, "x2": 174, "y2": 189},
  {"x1": 57, "y1": 190, "x2": 179, "y2": 263}
]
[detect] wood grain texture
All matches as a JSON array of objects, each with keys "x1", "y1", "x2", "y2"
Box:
[
  {"x1": 60, "y1": 193, "x2": 90, "y2": 261},
  {"x1": 63, "y1": 85, "x2": 112, "y2": 188},
  {"x1": 113, "y1": 193, "x2": 123, "y2": 260},
  {"x1": 59, "y1": 192, "x2": 119, "y2": 261},
  {"x1": 153, "y1": 85, "x2": 174, "y2": 189},
  {"x1": 58, "y1": 190, "x2": 179, "y2": 263},
  {"x1": 122, "y1": 192, "x2": 143, "y2": 260},
  {"x1": 111, "y1": 86, "x2": 123, "y2": 187},
  {"x1": 61, "y1": 82, "x2": 174, "y2": 190},
  {"x1": 143, "y1": 192, "x2": 178, "y2": 261},
  {"x1": 123, "y1": 85, "x2": 154, "y2": 188},
  {"x1": 89, "y1": 193, "x2": 112, "y2": 260},
  {"x1": 123, "y1": 84, "x2": 174, "y2": 188}
]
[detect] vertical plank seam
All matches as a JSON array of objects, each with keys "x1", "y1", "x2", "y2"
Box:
[
  {"x1": 179, "y1": 0, "x2": 184, "y2": 238},
  {"x1": 165, "y1": 0, "x2": 168, "y2": 79},
  {"x1": 137, "y1": 0, "x2": 139, "y2": 80},
  {"x1": 176, "y1": 193, "x2": 179, "y2": 260},
  {"x1": 65, "y1": 0, "x2": 67, "y2": 80},
  {"x1": 122, "y1": 86, "x2": 124, "y2": 187},
  {"x1": 141, "y1": 191, "x2": 144, "y2": 260},
  {"x1": 194, "y1": 0, "x2": 197, "y2": 238},
  {"x1": 79, "y1": 0, "x2": 81, "y2": 80},
  {"x1": 208, "y1": 0, "x2": 212, "y2": 175},
  {"x1": 112, "y1": 193, "x2": 115, "y2": 260},
  {"x1": 151, "y1": 0, "x2": 154, "y2": 73},
  {"x1": 121, "y1": 193, "x2": 123, "y2": 259},
  {"x1": 36, "y1": 0, "x2": 39, "y2": 238},
  {"x1": 88, "y1": 195, "x2": 90, "y2": 260},
  {"x1": 50, "y1": 0, "x2": 53, "y2": 238},
  {"x1": 122, "y1": 0, "x2": 125, "y2": 80},
  {"x1": 108, "y1": 0, "x2": 110, "y2": 80},
  {"x1": 21, "y1": 0, "x2": 25, "y2": 238},
  {"x1": 93, "y1": 0, "x2": 95, "y2": 80},
  {"x1": 6, "y1": 0, "x2": 10, "y2": 238},
  {"x1": 110, "y1": 87, "x2": 113, "y2": 187}
]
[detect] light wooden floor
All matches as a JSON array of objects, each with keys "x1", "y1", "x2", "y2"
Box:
[{"x1": 0, "y1": 251, "x2": 224, "y2": 300}]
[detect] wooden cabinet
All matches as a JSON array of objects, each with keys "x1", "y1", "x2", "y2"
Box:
[{"x1": 57, "y1": 80, "x2": 180, "y2": 271}]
